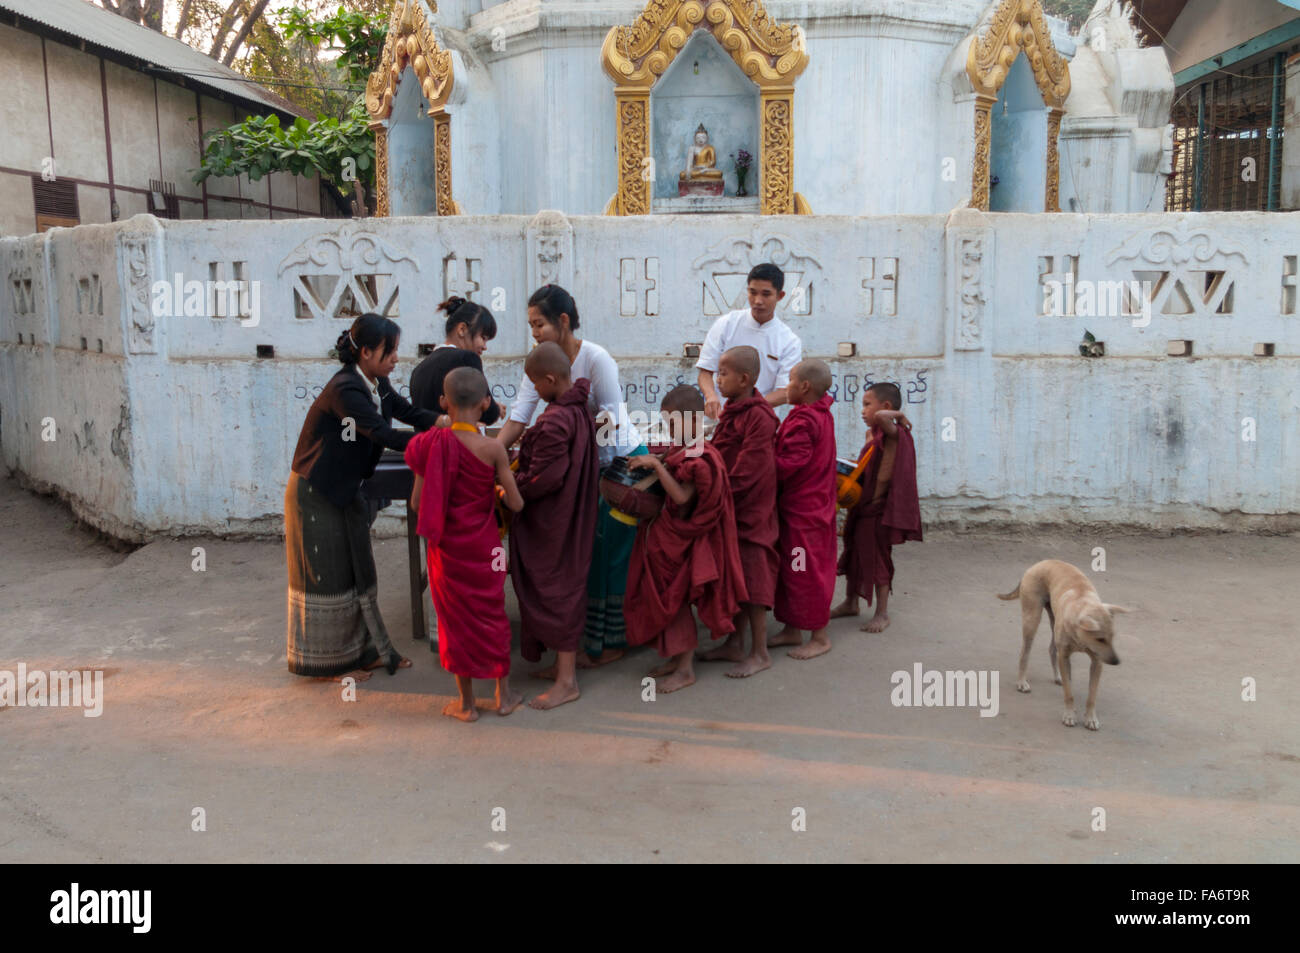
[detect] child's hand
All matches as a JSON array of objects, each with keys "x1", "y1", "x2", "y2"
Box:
[{"x1": 628, "y1": 454, "x2": 659, "y2": 471}]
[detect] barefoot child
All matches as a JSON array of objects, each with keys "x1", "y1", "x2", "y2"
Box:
[
  {"x1": 769, "y1": 360, "x2": 838, "y2": 660},
  {"x1": 509, "y1": 343, "x2": 599, "y2": 710},
  {"x1": 624, "y1": 385, "x2": 747, "y2": 693},
  {"x1": 832, "y1": 382, "x2": 922, "y2": 632},
  {"x1": 405, "y1": 367, "x2": 525, "y2": 721},
  {"x1": 697, "y1": 346, "x2": 779, "y2": 678}
]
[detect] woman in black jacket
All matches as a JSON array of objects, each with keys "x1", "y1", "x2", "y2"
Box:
[{"x1": 285, "y1": 313, "x2": 438, "y2": 680}]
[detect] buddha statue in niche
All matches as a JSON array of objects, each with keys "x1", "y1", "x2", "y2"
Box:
[{"x1": 679, "y1": 123, "x2": 725, "y2": 197}]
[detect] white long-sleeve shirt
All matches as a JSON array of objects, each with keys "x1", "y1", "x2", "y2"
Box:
[
  {"x1": 695, "y1": 308, "x2": 803, "y2": 400},
  {"x1": 508, "y1": 339, "x2": 644, "y2": 466}
]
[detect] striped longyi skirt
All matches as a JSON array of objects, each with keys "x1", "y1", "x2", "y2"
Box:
[{"x1": 284, "y1": 471, "x2": 400, "y2": 677}]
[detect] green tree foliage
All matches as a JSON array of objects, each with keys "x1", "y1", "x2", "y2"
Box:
[
  {"x1": 194, "y1": 5, "x2": 388, "y2": 209},
  {"x1": 1042, "y1": 0, "x2": 1098, "y2": 31}
]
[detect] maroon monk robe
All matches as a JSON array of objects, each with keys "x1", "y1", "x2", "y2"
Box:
[
  {"x1": 625, "y1": 441, "x2": 747, "y2": 657},
  {"x1": 405, "y1": 427, "x2": 511, "y2": 679},
  {"x1": 838, "y1": 424, "x2": 922, "y2": 604},
  {"x1": 773, "y1": 393, "x2": 838, "y2": 630},
  {"x1": 509, "y1": 378, "x2": 599, "y2": 662},
  {"x1": 710, "y1": 393, "x2": 780, "y2": 608}
]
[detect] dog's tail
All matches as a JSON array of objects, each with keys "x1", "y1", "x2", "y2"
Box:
[{"x1": 996, "y1": 583, "x2": 1021, "y2": 601}]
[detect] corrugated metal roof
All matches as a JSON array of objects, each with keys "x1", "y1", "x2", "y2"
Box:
[{"x1": 0, "y1": 0, "x2": 302, "y2": 115}]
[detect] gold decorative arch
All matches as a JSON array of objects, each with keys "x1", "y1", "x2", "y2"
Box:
[
  {"x1": 601, "y1": 0, "x2": 810, "y2": 215},
  {"x1": 365, "y1": 0, "x2": 458, "y2": 216},
  {"x1": 965, "y1": 0, "x2": 1071, "y2": 212}
]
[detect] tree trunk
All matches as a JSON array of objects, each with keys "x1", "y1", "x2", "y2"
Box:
[
  {"x1": 142, "y1": 0, "x2": 163, "y2": 31},
  {"x1": 173, "y1": 0, "x2": 195, "y2": 40},
  {"x1": 209, "y1": 0, "x2": 243, "y2": 60},
  {"x1": 221, "y1": 0, "x2": 272, "y2": 66}
]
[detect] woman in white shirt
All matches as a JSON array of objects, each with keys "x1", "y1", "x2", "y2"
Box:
[{"x1": 497, "y1": 284, "x2": 644, "y2": 667}]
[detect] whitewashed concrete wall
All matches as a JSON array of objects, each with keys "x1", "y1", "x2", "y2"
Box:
[{"x1": 2, "y1": 210, "x2": 1298, "y2": 540}]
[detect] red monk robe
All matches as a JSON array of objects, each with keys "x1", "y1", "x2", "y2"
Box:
[
  {"x1": 773, "y1": 393, "x2": 838, "y2": 630},
  {"x1": 838, "y1": 423, "x2": 922, "y2": 604},
  {"x1": 710, "y1": 394, "x2": 779, "y2": 608},
  {"x1": 625, "y1": 442, "x2": 747, "y2": 657},
  {"x1": 405, "y1": 427, "x2": 511, "y2": 679},
  {"x1": 509, "y1": 378, "x2": 599, "y2": 662}
]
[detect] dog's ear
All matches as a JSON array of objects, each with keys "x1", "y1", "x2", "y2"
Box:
[
  {"x1": 1078, "y1": 615, "x2": 1101, "y2": 632},
  {"x1": 1102, "y1": 603, "x2": 1132, "y2": 615}
]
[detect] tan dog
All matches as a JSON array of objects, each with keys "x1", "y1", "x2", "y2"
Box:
[{"x1": 997, "y1": 560, "x2": 1129, "y2": 731}]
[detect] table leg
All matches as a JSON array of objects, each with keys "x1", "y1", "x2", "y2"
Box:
[{"x1": 407, "y1": 501, "x2": 426, "y2": 641}]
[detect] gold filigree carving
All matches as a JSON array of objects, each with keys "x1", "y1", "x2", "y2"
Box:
[
  {"x1": 616, "y1": 95, "x2": 651, "y2": 215},
  {"x1": 366, "y1": 0, "x2": 453, "y2": 120},
  {"x1": 374, "y1": 126, "x2": 390, "y2": 217},
  {"x1": 601, "y1": 0, "x2": 807, "y2": 215},
  {"x1": 603, "y1": 1, "x2": 807, "y2": 89},
  {"x1": 366, "y1": 0, "x2": 458, "y2": 216},
  {"x1": 433, "y1": 112, "x2": 455, "y2": 216},
  {"x1": 971, "y1": 96, "x2": 993, "y2": 212},
  {"x1": 964, "y1": 0, "x2": 1069, "y2": 212},
  {"x1": 1046, "y1": 107, "x2": 1063, "y2": 212},
  {"x1": 793, "y1": 192, "x2": 812, "y2": 215},
  {"x1": 761, "y1": 95, "x2": 792, "y2": 214},
  {"x1": 966, "y1": 0, "x2": 1070, "y2": 108}
]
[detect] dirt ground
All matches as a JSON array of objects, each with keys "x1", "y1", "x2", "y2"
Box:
[{"x1": 1, "y1": 472, "x2": 1297, "y2": 863}]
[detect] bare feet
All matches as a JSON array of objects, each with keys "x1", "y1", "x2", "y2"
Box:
[
  {"x1": 725, "y1": 655, "x2": 772, "y2": 678},
  {"x1": 861, "y1": 613, "x2": 890, "y2": 633},
  {"x1": 530, "y1": 664, "x2": 557, "y2": 680},
  {"x1": 577, "y1": 648, "x2": 625, "y2": 669},
  {"x1": 334, "y1": 669, "x2": 373, "y2": 683},
  {"x1": 789, "y1": 632, "x2": 831, "y2": 660},
  {"x1": 442, "y1": 699, "x2": 479, "y2": 722},
  {"x1": 767, "y1": 626, "x2": 802, "y2": 647},
  {"x1": 698, "y1": 641, "x2": 745, "y2": 663},
  {"x1": 496, "y1": 688, "x2": 525, "y2": 716},
  {"x1": 647, "y1": 658, "x2": 678, "y2": 678},
  {"x1": 528, "y1": 682, "x2": 580, "y2": 710},
  {"x1": 830, "y1": 599, "x2": 860, "y2": 619},
  {"x1": 656, "y1": 668, "x2": 696, "y2": 693}
]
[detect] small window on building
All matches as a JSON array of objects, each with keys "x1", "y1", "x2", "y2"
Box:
[
  {"x1": 32, "y1": 176, "x2": 79, "y2": 231},
  {"x1": 149, "y1": 179, "x2": 180, "y2": 219}
]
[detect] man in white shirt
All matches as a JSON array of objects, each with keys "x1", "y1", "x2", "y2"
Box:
[{"x1": 696, "y1": 263, "x2": 803, "y2": 418}]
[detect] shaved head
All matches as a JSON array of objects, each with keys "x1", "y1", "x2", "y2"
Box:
[
  {"x1": 525, "y1": 341, "x2": 572, "y2": 380},
  {"x1": 791, "y1": 359, "x2": 832, "y2": 397},
  {"x1": 662, "y1": 384, "x2": 704, "y2": 415},
  {"x1": 444, "y1": 366, "x2": 489, "y2": 409},
  {"x1": 720, "y1": 345, "x2": 761, "y2": 382},
  {"x1": 867, "y1": 381, "x2": 902, "y2": 411}
]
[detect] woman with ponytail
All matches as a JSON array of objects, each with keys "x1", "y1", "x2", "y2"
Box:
[
  {"x1": 285, "y1": 313, "x2": 438, "y2": 680},
  {"x1": 409, "y1": 296, "x2": 506, "y2": 425},
  {"x1": 496, "y1": 284, "x2": 645, "y2": 668}
]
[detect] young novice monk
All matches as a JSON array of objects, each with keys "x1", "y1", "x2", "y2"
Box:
[
  {"x1": 510, "y1": 342, "x2": 599, "y2": 710},
  {"x1": 624, "y1": 385, "x2": 747, "y2": 693},
  {"x1": 697, "y1": 345, "x2": 779, "y2": 677},
  {"x1": 833, "y1": 382, "x2": 922, "y2": 632},
  {"x1": 405, "y1": 367, "x2": 525, "y2": 722},
  {"x1": 769, "y1": 359, "x2": 838, "y2": 660}
]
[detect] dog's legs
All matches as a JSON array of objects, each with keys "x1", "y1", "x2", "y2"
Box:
[
  {"x1": 1058, "y1": 645, "x2": 1075, "y2": 726},
  {"x1": 1016, "y1": 596, "x2": 1044, "y2": 693},
  {"x1": 1046, "y1": 605, "x2": 1061, "y2": 684},
  {"x1": 1083, "y1": 656, "x2": 1103, "y2": 730}
]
